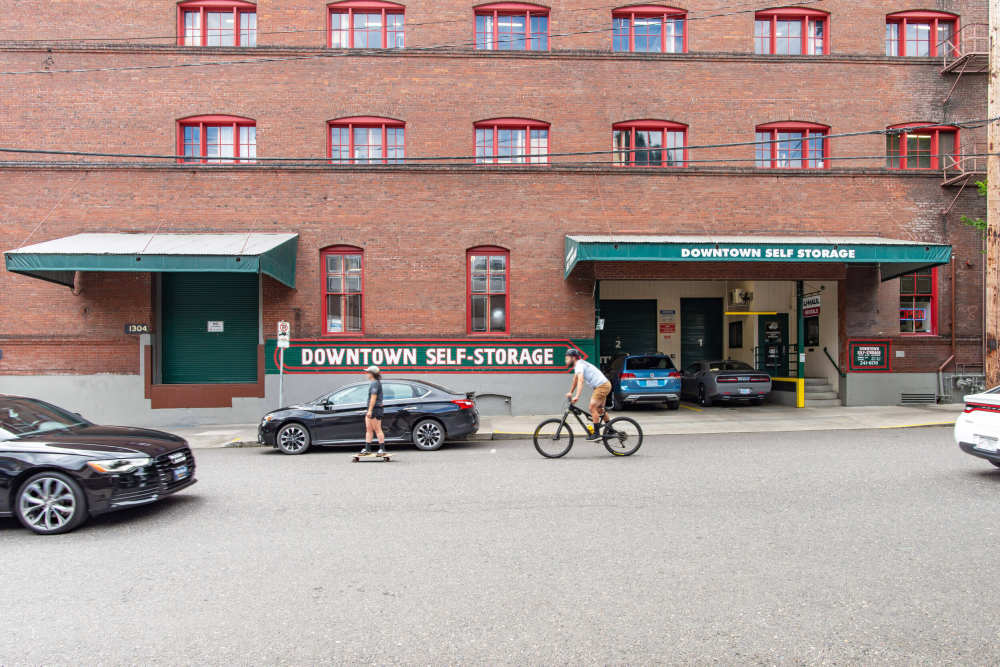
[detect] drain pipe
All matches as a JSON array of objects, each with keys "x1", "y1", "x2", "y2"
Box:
[{"x1": 938, "y1": 257, "x2": 958, "y2": 401}]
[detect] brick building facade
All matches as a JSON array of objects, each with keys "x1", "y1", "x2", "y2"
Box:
[{"x1": 0, "y1": 0, "x2": 989, "y2": 423}]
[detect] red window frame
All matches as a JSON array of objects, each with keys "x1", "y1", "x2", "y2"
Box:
[
  {"x1": 754, "y1": 121, "x2": 830, "y2": 169},
  {"x1": 321, "y1": 245, "x2": 365, "y2": 336},
  {"x1": 474, "y1": 118, "x2": 550, "y2": 165},
  {"x1": 327, "y1": 0, "x2": 405, "y2": 48},
  {"x1": 612, "y1": 119, "x2": 688, "y2": 167},
  {"x1": 177, "y1": 0, "x2": 257, "y2": 46},
  {"x1": 899, "y1": 267, "x2": 938, "y2": 335},
  {"x1": 327, "y1": 116, "x2": 405, "y2": 165},
  {"x1": 754, "y1": 7, "x2": 829, "y2": 55},
  {"x1": 176, "y1": 114, "x2": 256, "y2": 163},
  {"x1": 474, "y1": 2, "x2": 550, "y2": 51},
  {"x1": 886, "y1": 10, "x2": 959, "y2": 57},
  {"x1": 612, "y1": 5, "x2": 687, "y2": 53},
  {"x1": 467, "y1": 246, "x2": 511, "y2": 335},
  {"x1": 886, "y1": 122, "x2": 959, "y2": 170}
]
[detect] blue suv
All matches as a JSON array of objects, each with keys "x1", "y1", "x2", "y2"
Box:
[{"x1": 605, "y1": 354, "x2": 681, "y2": 410}]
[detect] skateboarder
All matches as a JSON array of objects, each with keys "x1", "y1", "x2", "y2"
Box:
[{"x1": 359, "y1": 365, "x2": 386, "y2": 457}]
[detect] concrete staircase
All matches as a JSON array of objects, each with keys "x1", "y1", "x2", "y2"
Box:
[{"x1": 804, "y1": 377, "x2": 841, "y2": 407}]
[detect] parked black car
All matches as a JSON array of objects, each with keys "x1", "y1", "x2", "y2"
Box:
[
  {"x1": 259, "y1": 379, "x2": 479, "y2": 454},
  {"x1": 0, "y1": 395, "x2": 196, "y2": 535}
]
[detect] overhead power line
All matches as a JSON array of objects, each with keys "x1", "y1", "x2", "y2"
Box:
[
  {"x1": 0, "y1": 118, "x2": 992, "y2": 165},
  {"x1": 0, "y1": 0, "x2": 825, "y2": 75}
]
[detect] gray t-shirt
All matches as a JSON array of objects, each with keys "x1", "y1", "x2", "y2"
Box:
[
  {"x1": 574, "y1": 359, "x2": 609, "y2": 388},
  {"x1": 369, "y1": 379, "x2": 383, "y2": 408}
]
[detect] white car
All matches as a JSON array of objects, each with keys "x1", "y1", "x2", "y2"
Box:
[{"x1": 954, "y1": 387, "x2": 1000, "y2": 469}]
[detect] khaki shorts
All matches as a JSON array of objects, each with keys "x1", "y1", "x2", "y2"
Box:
[{"x1": 591, "y1": 382, "x2": 612, "y2": 404}]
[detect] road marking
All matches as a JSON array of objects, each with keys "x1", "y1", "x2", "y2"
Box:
[
  {"x1": 878, "y1": 421, "x2": 956, "y2": 429},
  {"x1": 680, "y1": 404, "x2": 702, "y2": 412}
]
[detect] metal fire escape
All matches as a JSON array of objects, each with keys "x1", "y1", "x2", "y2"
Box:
[{"x1": 940, "y1": 23, "x2": 987, "y2": 212}]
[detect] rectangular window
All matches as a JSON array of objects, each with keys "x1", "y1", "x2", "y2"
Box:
[
  {"x1": 755, "y1": 13, "x2": 827, "y2": 55},
  {"x1": 497, "y1": 129, "x2": 525, "y2": 164},
  {"x1": 756, "y1": 126, "x2": 827, "y2": 168},
  {"x1": 329, "y1": 122, "x2": 404, "y2": 165},
  {"x1": 475, "y1": 128, "x2": 494, "y2": 163},
  {"x1": 775, "y1": 19, "x2": 802, "y2": 55},
  {"x1": 775, "y1": 132, "x2": 804, "y2": 167},
  {"x1": 633, "y1": 16, "x2": 662, "y2": 53},
  {"x1": 469, "y1": 252, "x2": 508, "y2": 333},
  {"x1": 331, "y1": 126, "x2": 350, "y2": 163},
  {"x1": 354, "y1": 12, "x2": 383, "y2": 48},
  {"x1": 613, "y1": 17, "x2": 630, "y2": 52},
  {"x1": 239, "y1": 126, "x2": 256, "y2": 162},
  {"x1": 205, "y1": 125, "x2": 234, "y2": 162},
  {"x1": 613, "y1": 12, "x2": 686, "y2": 53},
  {"x1": 387, "y1": 127, "x2": 404, "y2": 163},
  {"x1": 754, "y1": 19, "x2": 770, "y2": 54},
  {"x1": 331, "y1": 12, "x2": 350, "y2": 47},
  {"x1": 240, "y1": 12, "x2": 257, "y2": 47},
  {"x1": 529, "y1": 129, "x2": 548, "y2": 164},
  {"x1": 476, "y1": 14, "x2": 495, "y2": 49},
  {"x1": 476, "y1": 10, "x2": 548, "y2": 51},
  {"x1": 353, "y1": 126, "x2": 383, "y2": 164},
  {"x1": 754, "y1": 131, "x2": 770, "y2": 167},
  {"x1": 807, "y1": 18, "x2": 824, "y2": 54},
  {"x1": 886, "y1": 15, "x2": 957, "y2": 57},
  {"x1": 325, "y1": 252, "x2": 363, "y2": 334},
  {"x1": 183, "y1": 126, "x2": 201, "y2": 161},
  {"x1": 899, "y1": 269, "x2": 935, "y2": 334},
  {"x1": 184, "y1": 11, "x2": 201, "y2": 46},
  {"x1": 330, "y1": 7, "x2": 404, "y2": 49},
  {"x1": 387, "y1": 13, "x2": 405, "y2": 48},
  {"x1": 529, "y1": 15, "x2": 548, "y2": 50},
  {"x1": 497, "y1": 14, "x2": 526, "y2": 50},
  {"x1": 206, "y1": 11, "x2": 236, "y2": 46},
  {"x1": 886, "y1": 23, "x2": 899, "y2": 56},
  {"x1": 614, "y1": 125, "x2": 686, "y2": 167}
]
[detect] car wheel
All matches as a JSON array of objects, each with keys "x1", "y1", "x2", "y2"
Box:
[
  {"x1": 698, "y1": 385, "x2": 713, "y2": 408},
  {"x1": 991, "y1": 461, "x2": 1000, "y2": 469},
  {"x1": 15, "y1": 472, "x2": 88, "y2": 535},
  {"x1": 667, "y1": 400, "x2": 680, "y2": 411},
  {"x1": 276, "y1": 423, "x2": 311, "y2": 455},
  {"x1": 412, "y1": 419, "x2": 446, "y2": 451}
]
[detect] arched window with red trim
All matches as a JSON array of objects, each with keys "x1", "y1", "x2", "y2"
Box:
[
  {"x1": 612, "y1": 5, "x2": 686, "y2": 53},
  {"x1": 474, "y1": 118, "x2": 549, "y2": 165},
  {"x1": 177, "y1": 115, "x2": 256, "y2": 163},
  {"x1": 886, "y1": 122, "x2": 958, "y2": 170},
  {"x1": 754, "y1": 121, "x2": 829, "y2": 169},
  {"x1": 474, "y1": 3, "x2": 549, "y2": 51},
  {"x1": 322, "y1": 245, "x2": 364, "y2": 335},
  {"x1": 328, "y1": 0, "x2": 405, "y2": 49},
  {"x1": 612, "y1": 120, "x2": 687, "y2": 167},
  {"x1": 467, "y1": 246, "x2": 509, "y2": 334},
  {"x1": 328, "y1": 117, "x2": 405, "y2": 164},
  {"x1": 754, "y1": 7, "x2": 828, "y2": 55},
  {"x1": 178, "y1": 0, "x2": 257, "y2": 46},
  {"x1": 885, "y1": 10, "x2": 958, "y2": 57}
]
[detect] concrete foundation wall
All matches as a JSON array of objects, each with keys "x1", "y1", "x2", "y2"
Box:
[{"x1": 840, "y1": 373, "x2": 938, "y2": 407}]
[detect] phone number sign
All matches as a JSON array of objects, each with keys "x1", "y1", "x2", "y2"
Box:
[
  {"x1": 847, "y1": 339, "x2": 891, "y2": 372},
  {"x1": 265, "y1": 339, "x2": 589, "y2": 374}
]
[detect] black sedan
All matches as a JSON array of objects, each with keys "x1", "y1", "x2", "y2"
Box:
[
  {"x1": 259, "y1": 379, "x2": 479, "y2": 454},
  {"x1": 0, "y1": 395, "x2": 196, "y2": 535}
]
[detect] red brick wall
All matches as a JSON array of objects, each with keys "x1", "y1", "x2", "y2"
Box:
[{"x1": 0, "y1": 0, "x2": 988, "y2": 377}]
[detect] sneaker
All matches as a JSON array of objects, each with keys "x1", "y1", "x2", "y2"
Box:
[
  {"x1": 586, "y1": 431, "x2": 601, "y2": 441},
  {"x1": 358, "y1": 448, "x2": 371, "y2": 456},
  {"x1": 376, "y1": 448, "x2": 386, "y2": 457}
]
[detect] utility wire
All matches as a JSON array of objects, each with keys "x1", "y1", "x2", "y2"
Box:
[
  {"x1": 0, "y1": 0, "x2": 825, "y2": 75},
  {"x1": 0, "y1": 0, "x2": 805, "y2": 44},
  {"x1": 0, "y1": 118, "x2": 992, "y2": 164}
]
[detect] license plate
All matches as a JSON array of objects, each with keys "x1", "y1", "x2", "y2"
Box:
[
  {"x1": 644, "y1": 380, "x2": 660, "y2": 387},
  {"x1": 739, "y1": 388, "x2": 752, "y2": 395},
  {"x1": 173, "y1": 465, "x2": 189, "y2": 481},
  {"x1": 974, "y1": 435, "x2": 998, "y2": 452}
]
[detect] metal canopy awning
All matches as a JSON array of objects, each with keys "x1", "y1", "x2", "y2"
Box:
[
  {"x1": 4, "y1": 233, "x2": 299, "y2": 288},
  {"x1": 564, "y1": 235, "x2": 952, "y2": 281}
]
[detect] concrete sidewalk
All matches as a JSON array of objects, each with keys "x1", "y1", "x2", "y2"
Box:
[{"x1": 163, "y1": 402, "x2": 963, "y2": 449}]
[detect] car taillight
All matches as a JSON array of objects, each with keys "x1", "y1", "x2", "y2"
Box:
[
  {"x1": 964, "y1": 403, "x2": 1000, "y2": 414},
  {"x1": 451, "y1": 399, "x2": 475, "y2": 410},
  {"x1": 620, "y1": 372, "x2": 636, "y2": 379},
  {"x1": 668, "y1": 371, "x2": 681, "y2": 378},
  {"x1": 717, "y1": 377, "x2": 738, "y2": 383},
  {"x1": 964, "y1": 404, "x2": 976, "y2": 413}
]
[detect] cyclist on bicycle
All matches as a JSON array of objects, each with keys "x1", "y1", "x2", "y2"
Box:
[{"x1": 565, "y1": 349, "x2": 612, "y2": 440}]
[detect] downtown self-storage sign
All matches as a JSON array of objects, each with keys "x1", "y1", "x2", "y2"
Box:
[{"x1": 266, "y1": 339, "x2": 590, "y2": 374}]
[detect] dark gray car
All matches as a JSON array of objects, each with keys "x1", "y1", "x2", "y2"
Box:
[{"x1": 681, "y1": 360, "x2": 772, "y2": 407}]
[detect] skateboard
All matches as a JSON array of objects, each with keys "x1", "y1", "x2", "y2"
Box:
[{"x1": 351, "y1": 452, "x2": 393, "y2": 462}]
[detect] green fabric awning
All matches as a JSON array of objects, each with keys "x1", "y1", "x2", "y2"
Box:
[
  {"x1": 564, "y1": 235, "x2": 951, "y2": 281},
  {"x1": 5, "y1": 233, "x2": 299, "y2": 288}
]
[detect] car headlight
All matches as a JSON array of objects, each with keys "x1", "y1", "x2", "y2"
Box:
[
  {"x1": 262, "y1": 414, "x2": 274, "y2": 425},
  {"x1": 86, "y1": 457, "x2": 152, "y2": 474}
]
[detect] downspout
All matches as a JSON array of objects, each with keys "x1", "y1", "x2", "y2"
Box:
[
  {"x1": 594, "y1": 279, "x2": 601, "y2": 364},
  {"x1": 71, "y1": 270, "x2": 83, "y2": 296}
]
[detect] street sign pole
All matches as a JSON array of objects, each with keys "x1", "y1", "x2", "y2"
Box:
[{"x1": 277, "y1": 320, "x2": 291, "y2": 409}]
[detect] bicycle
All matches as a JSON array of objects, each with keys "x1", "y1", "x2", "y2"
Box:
[{"x1": 533, "y1": 400, "x2": 643, "y2": 458}]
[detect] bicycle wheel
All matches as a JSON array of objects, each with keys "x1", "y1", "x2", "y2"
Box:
[
  {"x1": 602, "y1": 417, "x2": 643, "y2": 456},
  {"x1": 533, "y1": 419, "x2": 574, "y2": 458}
]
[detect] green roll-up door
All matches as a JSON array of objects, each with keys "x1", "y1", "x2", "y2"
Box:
[{"x1": 162, "y1": 273, "x2": 259, "y2": 384}]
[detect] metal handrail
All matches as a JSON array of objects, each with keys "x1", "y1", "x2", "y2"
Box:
[
  {"x1": 941, "y1": 23, "x2": 988, "y2": 69},
  {"x1": 823, "y1": 347, "x2": 846, "y2": 378}
]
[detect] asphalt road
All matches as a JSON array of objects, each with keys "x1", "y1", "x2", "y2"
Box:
[{"x1": 3, "y1": 427, "x2": 999, "y2": 665}]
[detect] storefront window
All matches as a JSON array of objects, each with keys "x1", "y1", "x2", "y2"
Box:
[
  {"x1": 899, "y1": 268, "x2": 936, "y2": 334},
  {"x1": 179, "y1": 0, "x2": 257, "y2": 46},
  {"x1": 468, "y1": 247, "x2": 509, "y2": 333},
  {"x1": 323, "y1": 246, "x2": 364, "y2": 334},
  {"x1": 329, "y1": 0, "x2": 405, "y2": 48}
]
